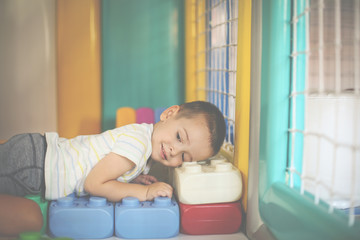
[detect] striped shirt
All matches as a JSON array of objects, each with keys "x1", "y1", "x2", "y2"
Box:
[{"x1": 44, "y1": 123, "x2": 153, "y2": 200}]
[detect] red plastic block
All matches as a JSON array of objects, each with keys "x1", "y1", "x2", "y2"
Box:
[{"x1": 179, "y1": 201, "x2": 242, "y2": 235}]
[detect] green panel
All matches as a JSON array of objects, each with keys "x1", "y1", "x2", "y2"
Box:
[
  {"x1": 259, "y1": 0, "x2": 291, "y2": 196},
  {"x1": 260, "y1": 183, "x2": 360, "y2": 240},
  {"x1": 101, "y1": 0, "x2": 184, "y2": 130},
  {"x1": 288, "y1": 0, "x2": 306, "y2": 188}
]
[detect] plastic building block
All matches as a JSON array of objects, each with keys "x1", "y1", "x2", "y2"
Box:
[
  {"x1": 19, "y1": 232, "x2": 43, "y2": 240},
  {"x1": 136, "y1": 107, "x2": 155, "y2": 124},
  {"x1": 154, "y1": 107, "x2": 167, "y2": 122},
  {"x1": 116, "y1": 107, "x2": 136, "y2": 128},
  {"x1": 174, "y1": 157, "x2": 242, "y2": 204},
  {"x1": 179, "y1": 201, "x2": 242, "y2": 235},
  {"x1": 25, "y1": 195, "x2": 48, "y2": 234},
  {"x1": 115, "y1": 196, "x2": 179, "y2": 239},
  {"x1": 19, "y1": 231, "x2": 73, "y2": 240},
  {"x1": 48, "y1": 196, "x2": 114, "y2": 239}
]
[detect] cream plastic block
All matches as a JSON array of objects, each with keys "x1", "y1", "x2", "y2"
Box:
[{"x1": 174, "y1": 157, "x2": 242, "y2": 205}]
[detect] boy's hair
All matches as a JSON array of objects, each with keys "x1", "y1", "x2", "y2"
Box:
[{"x1": 176, "y1": 101, "x2": 226, "y2": 155}]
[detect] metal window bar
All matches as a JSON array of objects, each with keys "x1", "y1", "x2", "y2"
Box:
[{"x1": 288, "y1": 0, "x2": 360, "y2": 227}]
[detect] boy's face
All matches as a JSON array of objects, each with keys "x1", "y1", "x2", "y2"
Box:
[{"x1": 151, "y1": 105, "x2": 213, "y2": 167}]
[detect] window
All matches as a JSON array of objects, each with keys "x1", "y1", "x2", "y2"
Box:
[
  {"x1": 257, "y1": 1, "x2": 360, "y2": 239},
  {"x1": 194, "y1": 0, "x2": 238, "y2": 146},
  {"x1": 289, "y1": 0, "x2": 360, "y2": 226},
  {"x1": 187, "y1": 0, "x2": 251, "y2": 211}
]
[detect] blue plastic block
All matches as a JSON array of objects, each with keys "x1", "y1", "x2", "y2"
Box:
[
  {"x1": 49, "y1": 196, "x2": 114, "y2": 239},
  {"x1": 154, "y1": 107, "x2": 167, "y2": 123},
  {"x1": 115, "y1": 197, "x2": 179, "y2": 239}
]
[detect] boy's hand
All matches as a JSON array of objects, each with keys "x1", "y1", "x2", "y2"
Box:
[
  {"x1": 131, "y1": 174, "x2": 158, "y2": 185},
  {"x1": 146, "y1": 182, "x2": 173, "y2": 200},
  {"x1": 85, "y1": 152, "x2": 170, "y2": 202}
]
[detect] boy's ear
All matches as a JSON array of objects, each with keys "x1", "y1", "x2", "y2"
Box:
[{"x1": 160, "y1": 105, "x2": 180, "y2": 121}]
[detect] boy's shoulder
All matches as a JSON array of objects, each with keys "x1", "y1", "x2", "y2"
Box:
[{"x1": 110, "y1": 123, "x2": 154, "y2": 135}]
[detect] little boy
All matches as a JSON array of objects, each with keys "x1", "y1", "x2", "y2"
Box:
[{"x1": 0, "y1": 101, "x2": 226, "y2": 236}]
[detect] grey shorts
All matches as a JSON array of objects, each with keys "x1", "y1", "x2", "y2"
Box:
[{"x1": 0, "y1": 133, "x2": 46, "y2": 197}]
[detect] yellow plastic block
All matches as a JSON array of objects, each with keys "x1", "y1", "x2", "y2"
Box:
[{"x1": 116, "y1": 107, "x2": 136, "y2": 128}]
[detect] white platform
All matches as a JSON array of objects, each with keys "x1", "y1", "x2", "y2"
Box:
[{"x1": 82, "y1": 232, "x2": 249, "y2": 240}]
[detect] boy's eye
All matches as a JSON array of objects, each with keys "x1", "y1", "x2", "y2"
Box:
[
  {"x1": 177, "y1": 132, "x2": 181, "y2": 142},
  {"x1": 182, "y1": 153, "x2": 185, "y2": 162}
]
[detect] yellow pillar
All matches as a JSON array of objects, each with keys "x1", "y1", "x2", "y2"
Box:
[
  {"x1": 234, "y1": 0, "x2": 252, "y2": 211},
  {"x1": 196, "y1": 0, "x2": 207, "y2": 101},
  {"x1": 57, "y1": 0, "x2": 101, "y2": 138}
]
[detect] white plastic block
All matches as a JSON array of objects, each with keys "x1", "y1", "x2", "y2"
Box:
[{"x1": 174, "y1": 157, "x2": 242, "y2": 205}]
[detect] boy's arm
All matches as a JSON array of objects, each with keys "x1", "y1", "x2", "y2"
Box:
[
  {"x1": 84, "y1": 152, "x2": 172, "y2": 202},
  {"x1": 131, "y1": 174, "x2": 158, "y2": 185}
]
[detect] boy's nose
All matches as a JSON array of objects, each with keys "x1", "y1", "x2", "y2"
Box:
[{"x1": 170, "y1": 144, "x2": 183, "y2": 157}]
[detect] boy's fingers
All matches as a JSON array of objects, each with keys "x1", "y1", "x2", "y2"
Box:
[
  {"x1": 148, "y1": 175, "x2": 158, "y2": 183},
  {"x1": 164, "y1": 184, "x2": 173, "y2": 197},
  {"x1": 146, "y1": 182, "x2": 173, "y2": 200},
  {"x1": 158, "y1": 190, "x2": 172, "y2": 198},
  {"x1": 144, "y1": 175, "x2": 157, "y2": 184},
  {"x1": 164, "y1": 183, "x2": 173, "y2": 191},
  {"x1": 156, "y1": 183, "x2": 173, "y2": 198}
]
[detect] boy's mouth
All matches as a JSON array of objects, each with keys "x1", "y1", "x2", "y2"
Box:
[{"x1": 161, "y1": 144, "x2": 167, "y2": 160}]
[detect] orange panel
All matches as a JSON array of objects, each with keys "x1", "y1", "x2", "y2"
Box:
[{"x1": 57, "y1": 0, "x2": 101, "y2": 138}]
